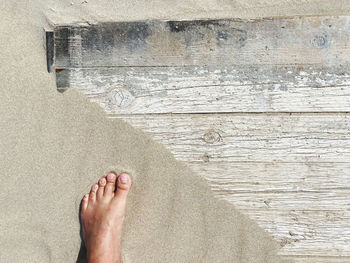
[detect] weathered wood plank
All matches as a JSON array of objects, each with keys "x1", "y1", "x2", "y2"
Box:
[
  {"x1": 52, "y1": 16, "x2": 350, "y2": 260},
  {"x1": 242, "y1": 209, "x2": 350, "y2": 256},
  {"x1": 57, "y1": 66, "x2": 350, "y2": 112},
  {"x1": 54, "y1": 16, "x2": 350, "y2": 68},
  {"x1": 210, "y1": 168, "x2": 349, "y2": 259},
  {"x1": 108, "y1": 114, "x2": 350, "y2": 257},
  {"x1": 110, "y1": 114, "x2": 350, "y2": 163},
  {"x1": 286, "y1": 256, "x2": 350, "y2": 263},
  {"x1": 193, "y1": 162, "x2": 350, "y2": 194}
]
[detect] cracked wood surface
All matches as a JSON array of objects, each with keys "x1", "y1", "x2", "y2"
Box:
[
  {"x1": 109, "y1": 114, "x2": 350, "y2": 259},
  {"x1": 53, "y1": 16, "x2": 350, "y2": 262},
  {"x1": 56, "y1": 66, "x2": 350, "y2": 112}
]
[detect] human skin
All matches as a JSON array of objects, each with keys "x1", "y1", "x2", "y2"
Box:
[{"x1": 80, "y1": 172, "x2": 132, "y2": 263}]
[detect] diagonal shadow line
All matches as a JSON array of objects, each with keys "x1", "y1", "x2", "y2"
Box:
[{"x1": 76, "y1": 201, "x2": 87, "y2": 263}]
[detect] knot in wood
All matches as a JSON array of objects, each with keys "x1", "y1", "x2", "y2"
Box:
[
  {"x1": 312, "y1": 33, "x2": 329, "y2": 48},
  {"x1": 202, "y1": 153, "x2": 210, "y2": 162},
  {"x1": 109, "y1": 88, "x2": 135, "y2": 108},
  {"x1": 203, "y1": 130, "x2": 222, "y2": 144}
]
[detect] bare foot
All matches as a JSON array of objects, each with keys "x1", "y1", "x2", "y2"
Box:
[{"x1": 80, "y1": 172, "x2": 131, "y2": 263}]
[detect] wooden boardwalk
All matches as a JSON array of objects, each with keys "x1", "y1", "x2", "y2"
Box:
[{"x1": 52, "y1": 16, "x2": 350, "y2": 262}]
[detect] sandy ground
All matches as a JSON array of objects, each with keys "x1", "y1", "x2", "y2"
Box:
[{"x1": 0, "y1": 0, "x2": 348, "y2": 262}]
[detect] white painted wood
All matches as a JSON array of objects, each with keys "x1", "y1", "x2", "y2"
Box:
[
  {"x1": 243, "y1": 210, "x2": 350, "y2": 257},
  {"x1": 107, "y1": 114, "x2": 350, "y2": 258},
  {"x1": 59, "y1": 66, "x2": 350, "y2": 113},
  {"x1": 287, "y1": 256, "x2": 350, "y2": 263},
  {"x1": 53, "y1": 15, "x2": 350, "y2": 262},
  {"x1": 109, "y1": 114, "x2": 350, "y2": 163},
  {"x1": 193, "y1": 162, "x2": 350, "y2": 193}
]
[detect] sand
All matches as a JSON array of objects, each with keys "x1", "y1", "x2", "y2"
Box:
[{"x1": 0, "y1": 0, "x2": 348, "y2": 262}]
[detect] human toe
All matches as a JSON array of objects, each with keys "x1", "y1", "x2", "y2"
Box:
[
  {"x1": 89, "y1": 183, "x2": 98, "y2": 203},
  {"x1": 97, "y1": 177, "x2": 106, "y2": 200},
  {"x1": 104, "y1": 172, "x2": 117, "y2": 196},
  {"x1": 114, "y1": 173, "x2": 131, "y2": 199}
]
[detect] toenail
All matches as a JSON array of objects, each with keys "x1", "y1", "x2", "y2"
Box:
[
  {"x1": 107, "y1": 173, "x2": 115, "y2": 181},
  {"x1": 99, "y1": 178, "x2": 106, "y2": 186},
  {"x1": 119, "y1": 174, "x2": 128, "y2": 184},
  {"x1": 92, "y1": 184, "x2": 98, "y2": 191}
]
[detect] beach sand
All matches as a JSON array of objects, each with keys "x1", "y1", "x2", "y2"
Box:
[{"x1": 0, "y1": 0, "x2": 348, "y2": 262}]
